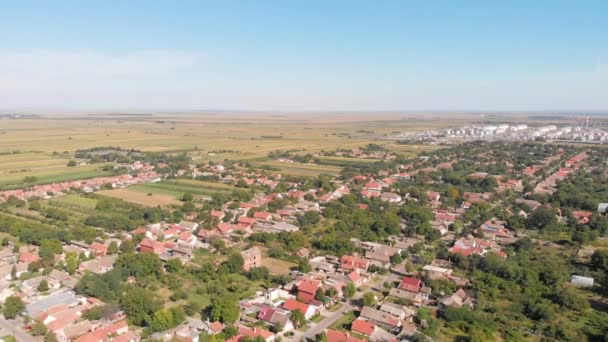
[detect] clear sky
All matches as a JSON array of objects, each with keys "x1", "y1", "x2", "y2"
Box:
[{"x1": 1, "y1": 0, "x2": 606, "y2": 112}]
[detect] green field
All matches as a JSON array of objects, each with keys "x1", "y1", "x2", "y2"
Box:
[
  {"x1": 0, "y1": 163, "x2": 114, "y2": 190},
  {"x1": 47, "y1": 194, "x2": 98, "y2": 212}
]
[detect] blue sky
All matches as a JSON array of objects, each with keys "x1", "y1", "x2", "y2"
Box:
[{"x1": 1, "y1": 1, "x2": 606, "y2": 111}]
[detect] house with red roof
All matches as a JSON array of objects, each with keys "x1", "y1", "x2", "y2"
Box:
[
  {"x1": 282, "y1": 299, "x2": 317, "y2": 319},
  {"x1": 450, "y1": 236, "x2": 507, "y2": 259},
  {"x1": 399, "y1": 276, "x2": 422, "y2": 293},
  {"x1": 237, "y1": 216, "x2": 257, "y2": 229},
  {"x1": 351, "y1": 318, "x2": 376, "y2": 336},
  {"x1": 197, "y1": 228, "x2": 220, "y2": 242},
  {"x1": 74, "y1": 320, "x2": 129, "y2": 342},
  {"x1": 253, "y1": 212, "x2": 273, "y2": 221},
  {"x1": 347, "y1": 269, "x2": 366, "y2": 287},
  {"x1": 210, "y1": 209, "x2": 225, "y2": 221},
  {"x1": 19, "y1": 251, "x2": 40, "y2": 264},
  {"x1": 89, "y1": 242, "x2": 108, "y2": 256},
  {"x1": 230, "y1": 326, "x2": 275, "y2": 342},
  {"x1": 340, "y1": 255, "x2": 369, "y2": 271},
  {"x1": 572, "y1": 210, "x2": 593, "y2": 224},
  {"x1": 297, "y1": 278, "x2": 321, "y2": 303},
  {"x1": 326, "y1": 329, "x2": 365, "y2": 342},
  {"x1": 357, "y1": 203, "x2": 369, "y2": 210},
  {"x1": 138, "y1": 238, "x2": 165, "y2": 254},
  {"x1": 177, "y1": 231, "x2": 197, "y2": 246}
]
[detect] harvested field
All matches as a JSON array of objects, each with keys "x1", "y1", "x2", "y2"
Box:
[{"x1": 98, "y1": 188, "x2": 182, "y2": 207}]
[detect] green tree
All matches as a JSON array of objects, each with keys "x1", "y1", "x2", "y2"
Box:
[
  {"x1": 119, "y1": 286, "x2": 161, "y2": 326},
  {"x1": 591, "y1": 249, "x2": 608, "y2": 272},
  {"x1": 67, "y1": 160, "x2": 77, "y2": 167},
  {"x1": 65, "y1": 253, "x2": 79, "y2": 275},
  {"x1": 527, "y1": 206, "x2": 557, "y2": 230},
  {"x1": 209, "y1": 295, "x2": 240, "y2": 324},
  {"x1": 39, "y1": 239, "x2": 63, "y2": 263},
  {"x1": 38, "y1": 279, "x2": 49, "y2": 292},
  {"x1": 3, "y1": 296, "x2": 25, "y2": 319},
  {"x1": 362, "y1": 292, "x2": 376, "y2": 307},
  {"x1": 165, "y1": 258, "x2": 184, "y2": 273},
  {"x1": 291, "y1": 309, "x2": 306, "y2": 328},
  {"x1": 297, "y1": 258, "x2": 312, "y2": 273},
  {"x1": 30, "y1": 319, "x2": 48, "y2": 336},
  {"x1": 107, "y1": 241, "x2": 119, "y2": 254},
  {"x1": 315, "y1": 287, "x2": 325, "y2": 301},
  {"x1": 150, "y1": 309, "x2": 173, "y2": 332},
  {"x1": 344, "y1": 282, "x2": 357, "y2": 298},
  {"x1": 222, "y1": 253, "x2": 244, "y2": 273},
  {"x1": 120, "y1": 239, "x2": 135, "y2": 254}
]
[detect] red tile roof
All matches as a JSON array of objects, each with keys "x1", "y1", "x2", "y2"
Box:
[
  {"x1": 19, "y1": 251, "x2": 40, "y2": 263},
  {"x1": 282, "y1": 299, "x2": 309, "y2": 314},
  {"x1": 399, "y1": 276, "x2": 421, "y2": 293},
  {"x1": 351, "y1": 318, "x2": 375, "y2": 336},
  {"x1": 326, "y1": 329, "x2": 365, "y2": 342}
]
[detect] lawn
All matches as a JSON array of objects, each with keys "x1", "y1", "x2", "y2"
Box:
[
  {"x1": 262, "y1": 257, "x2": 297, "y2": 275},
  {"x1": 329, "y1": 310, "x2": 357, "y2": 330}
]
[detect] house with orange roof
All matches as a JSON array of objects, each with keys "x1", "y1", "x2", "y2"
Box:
[
  {"x1": 89, "y1": 242, "x2": 108, "y2": 256},
  {"x1": 281, "y1": 298, "x2": 318, "y2": 319},
  {"x1": 236, "y1": 326, "x2": 275, "y2": 342},
  {"x1": 326, "y1": 329, "x2": 365, "y2": 342},
  {"x1": 19, "y1": 251, "x2": 40, "y2": 264},
  {"x1": 237, "y1": 216, "x2": 257, "y2": 229},
  {"x1": 351, "y1": 318, "x2": 376, "y2": 336},
  {"x1": 253, "y1": 212, "x2": 273, "y2": 221},
  {"x1": 210, "y1": 209, "x2": 225, "y2": 221},
  {"x1": 177, "y1": 231, "x2": 197, "y2": 246},
  {"x1": 75, "y1": 320, "x2": 130, "y2": 342},
  {"x1": 138, "y1": 238, "x2": 165, "y2": 254},
  {"x1": 340, "y1": 255, "x2": 369, "y2": 271},
  {"x1": 296, "y1": 278, "x2": 321, "y2": 304},
  {"x1": 572, "y1": 210, "x2": 592, "y2": 224}
]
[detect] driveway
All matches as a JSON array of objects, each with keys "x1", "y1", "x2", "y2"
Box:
[{"x1": 0, "y1": 316, "x2": 38, "y2": 342}]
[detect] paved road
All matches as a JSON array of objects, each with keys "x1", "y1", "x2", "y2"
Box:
[
  {"x1": 296, "y1": 271, "x2": 401, "y2": 341},
  {"x1": 0, "y1": 317, "x2": 37, "y2": 342},
  {"x1": 302, "y1": 303, "x2": 355, "y2": 340}
]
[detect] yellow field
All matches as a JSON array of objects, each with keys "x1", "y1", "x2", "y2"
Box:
[{"x1": 0, "y1": 113, "x2": 462, "y2": 185}]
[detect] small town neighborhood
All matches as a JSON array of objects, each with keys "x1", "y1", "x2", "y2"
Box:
[{"x1": 0, "y1": 141, "x2": 606, "y2": 342}]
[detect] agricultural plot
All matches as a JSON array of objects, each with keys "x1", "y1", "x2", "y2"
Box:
[
  {"x1": 98, "y1": 179, "x2": 244, "y2": 206},
  {"x1": 47, "y1": 194, "x2": 98, "y2": 213},
  {"x1": 255, "y1": 161, "x2": 342, "y2": 177},
  {"x1": 0, "y1": 163, "x2": 114, "y2": 190},
  {"x1": 132, "y1": 179, "x2": 244, "y2": 197},
  {"x1": 0, "y1": 114, "x2": 451, "y2": 161},
  {"x1": 97, "y1": 188, "x2": 182, "y2": 207}
]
